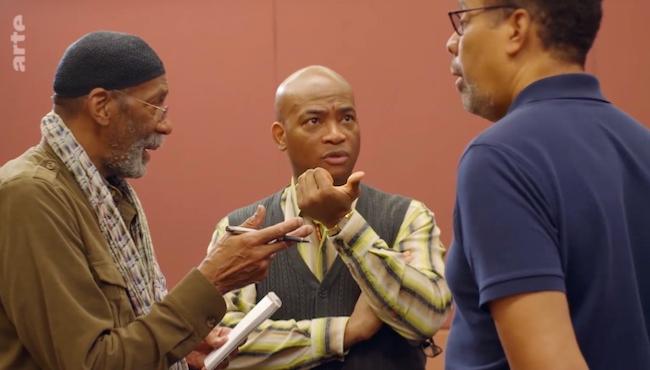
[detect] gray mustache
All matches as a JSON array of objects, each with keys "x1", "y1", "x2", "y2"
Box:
[{"x1": 143, "y1": 134, "x2": 164, "y2": 150}]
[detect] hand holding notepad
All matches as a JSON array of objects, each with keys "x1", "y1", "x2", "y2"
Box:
[{"x1": 204, "y1": 292, "x2": 282, "y2": 370}]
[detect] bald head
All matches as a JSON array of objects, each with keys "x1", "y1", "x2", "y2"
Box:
[
  {"x1": 270, "y1": 65, "x2": 360, "y2": 185},
  {"x1": 275, "y1": 65, "x2": 353, "y2": 122}
]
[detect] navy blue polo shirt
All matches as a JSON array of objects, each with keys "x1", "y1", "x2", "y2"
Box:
[{"x1": 445, "y1": 74, "x2": 650, "y2": 370}]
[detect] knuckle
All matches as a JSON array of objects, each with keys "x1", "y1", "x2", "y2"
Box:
[
  {"x1": 240, "y1": 233, "x2": 257, "y2": 246},
  {"x1": 254, "y1": 249, "x2": 270, "y2": 262}
]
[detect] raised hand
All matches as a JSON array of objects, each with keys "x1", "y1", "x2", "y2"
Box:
[
  {"x1": 199, "y1": 205, "x2": 313, "y2": 294},
  {"x1": 296, "y1": 168, "x2": 364, "y2": 227}
]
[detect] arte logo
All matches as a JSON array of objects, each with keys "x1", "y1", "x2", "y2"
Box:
[{"x1": 11, "y1": 15, "x2": 26, "y2": 72}]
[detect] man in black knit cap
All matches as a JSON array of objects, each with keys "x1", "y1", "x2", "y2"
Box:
[{"x1": 0, "y1": 31, "x2": 311, "y2": 370}]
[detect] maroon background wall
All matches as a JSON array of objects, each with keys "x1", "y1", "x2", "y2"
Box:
[{"x1": 1, "y1": 1, "x2": 648, "y2": 368}]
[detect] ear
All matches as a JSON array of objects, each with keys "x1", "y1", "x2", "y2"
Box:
[
  {"x1": 86, "y1": 88, "x2": 113, "y2": 127},
  {"x1": 504, "y1": 8, "x2": 533, "y2": 56},
  {"x1": 271, "y1": 121, "x2": 287, "y2": 151}
]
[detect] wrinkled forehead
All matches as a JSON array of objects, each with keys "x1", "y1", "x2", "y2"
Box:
[{"x1": 123, "y1": 75, "x2": 169, "y2": 100}]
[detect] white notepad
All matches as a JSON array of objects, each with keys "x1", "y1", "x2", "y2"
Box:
[{"x1": 204, "y1": 292, "x2": 282, "y2": 370}]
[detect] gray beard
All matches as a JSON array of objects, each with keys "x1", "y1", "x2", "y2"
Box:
[
  {"x1": 107, "y1": 139, "x2": 148, "y2": 179},
  {"x1": 107, "y1": 132, "x2": 163, "y2": 179},
  {"x1": 461, "y1": 80, "x2": 499, "y2": 122}
]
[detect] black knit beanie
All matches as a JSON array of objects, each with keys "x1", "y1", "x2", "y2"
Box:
[{"x1": 53, "y1": 31, "x2": 165, "y2": 98}]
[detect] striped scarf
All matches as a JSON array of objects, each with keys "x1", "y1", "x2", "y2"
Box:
[{"x1": 41, "y1": 112, "x2": 187, "y2": 370}]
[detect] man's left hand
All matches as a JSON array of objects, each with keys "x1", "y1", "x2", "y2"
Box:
[
  {"x1": 296, "y1": 168, "x2": 364, "y2": 227},
  {"x1": 186, "y1": 326, "x2": 236, "y2": 370}
]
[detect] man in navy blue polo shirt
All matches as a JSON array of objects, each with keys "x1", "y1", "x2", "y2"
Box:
[{"x1": 444, "y1": 1, "x2": 650, "y2": 369}]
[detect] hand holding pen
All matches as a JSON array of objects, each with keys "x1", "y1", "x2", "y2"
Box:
[{"x1": 199, "y1": 205, "x2": 313, "y2": 294}]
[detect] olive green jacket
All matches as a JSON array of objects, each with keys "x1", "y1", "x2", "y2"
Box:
[{"x1": 0, "y1": 142, "x2": 226, "y2": 370}]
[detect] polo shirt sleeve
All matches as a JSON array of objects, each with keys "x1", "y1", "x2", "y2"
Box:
[{"x1": 456, "y1": 144, "x2": 565, "y2": 308}]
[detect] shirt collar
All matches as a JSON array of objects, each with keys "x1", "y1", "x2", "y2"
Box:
[
  {"x1": 508, "y1": 73, "x2": 610, "y2": 114},
  {"x1": 285, "y1": 177, "x2": 301, "y2": 219}
]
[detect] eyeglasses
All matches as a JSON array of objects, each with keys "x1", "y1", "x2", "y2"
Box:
[
  {"x1": 448, "y1": 5, "x2": 517, "y2": 36},
  {"x1": 113, "y1": 89, "x2": 169, "y2": 123}
]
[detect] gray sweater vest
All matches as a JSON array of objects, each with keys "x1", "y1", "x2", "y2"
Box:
[{"x1": 228, "y1": 184, "x2": 426, "y2": 370}]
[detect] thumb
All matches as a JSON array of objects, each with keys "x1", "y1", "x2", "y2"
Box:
[
  {"x1": 340, "y1": 171, "x2": 365, "y2": 198},
  {"x1": 240, "y1": 204, "x2": 266, "y2": 229},
  {"x1": 206, "y1": 333, "x2": 228, "y2": 349}
]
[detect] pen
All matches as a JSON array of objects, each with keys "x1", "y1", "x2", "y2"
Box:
[{"x1": 225, "y1": 225, "x2": 310, "y2": 244}]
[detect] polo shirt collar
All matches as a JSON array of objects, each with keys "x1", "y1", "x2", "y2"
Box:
[{"x1": 508, "y1": 73, "x2": 610, "y2": 114}]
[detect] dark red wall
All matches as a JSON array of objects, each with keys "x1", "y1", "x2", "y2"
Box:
[{"x1": 1, "y1": 2, "x2": 648, "y2": 367}]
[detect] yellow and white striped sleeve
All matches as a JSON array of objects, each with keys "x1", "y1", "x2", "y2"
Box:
[{"x1": 330, "y1": 200, "x2": 452, "y2": 341}]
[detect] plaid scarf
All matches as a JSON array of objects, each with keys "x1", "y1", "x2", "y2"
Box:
[{"x1": 41, "y1": 112, "x2": 187, "y2": 370}]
